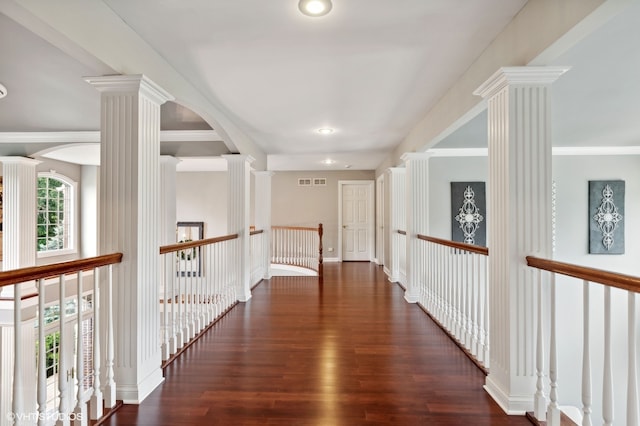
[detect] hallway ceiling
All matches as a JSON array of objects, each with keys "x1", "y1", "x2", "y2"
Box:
[
  {"x1": 1, "y1": 1, "x2": 637, "y2": 170},
  {"x1": 0, "y1": 0, "x2": 527, "y2": 170}
]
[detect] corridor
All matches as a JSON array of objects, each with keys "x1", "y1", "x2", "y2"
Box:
[{"x1": 106, "y1": 263, "x2": 529, "y2": 425}]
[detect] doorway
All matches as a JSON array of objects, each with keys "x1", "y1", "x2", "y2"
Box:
[{"x1": 338, "y1": 180, "x2": 374, "y2": 261}]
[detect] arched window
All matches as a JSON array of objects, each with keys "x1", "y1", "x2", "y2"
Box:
[{"x1": 37, "y1": 173, "x2": 76, "y2": 254}]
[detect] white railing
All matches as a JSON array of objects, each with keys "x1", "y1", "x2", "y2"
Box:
[
  {"x1": 397, "y1": 230, "x2": 407, "y2": 287},
  {"x1": 527, "y1": 256, "x2": 640, "y2": 426},
  {"x1": 0, "y1": 253, "x2": 122, "y2": 426},
  {"x1": 416, "y1": 235, "x2": 490, "y2": 370},
  {"x1": 249, "y1": 229, "x2": 265, "y2": 288},
  {"x1": 271, "y1": 225, "x2": 323, "y2": 278},
  {"x1": 159, "y1": 234, "x2": 239, "y2": 362}
]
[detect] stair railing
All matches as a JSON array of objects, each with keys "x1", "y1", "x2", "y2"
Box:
[
  {"x1": 0, "y1": 253, "x2": 122, "y2": 425},
  {"x1": 271, "y1": 224, "x2": 323, "y2": 278},
  {"x1": 526, "y1": 257, "x2": 640, "y2": 426},
  {"x1": 159, "y1": 234, "x2": 239, "y2": 363},
  {"x1": 416, "y1": 234, "x2": 490, "y2": 370}
]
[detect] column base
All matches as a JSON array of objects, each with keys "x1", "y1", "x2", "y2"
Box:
[
  {"x1": 484, "y1": 374, "x2": 532, "y2": 415},
  {"x1": 404, "y1": 291, "x2": 419, "y2": 304},
  {"x1": 117, "y1": 368, "x2": 164, "y2": 404}
]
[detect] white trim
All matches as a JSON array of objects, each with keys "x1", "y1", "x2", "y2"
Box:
[
  {"x1": 337, "y1": 180, "x2": 375, "y2": 262},
  {"x1": 0, "y1": 130, "x2": 221, "y2": 144},
  {"x1": 552, "y1": 146, "x2": 640, "y2": 156},
  {"x1": 426, "y1": 146, "x2": 640, "y2": 158},
  {"x1": 323, "y1": 257, "x2": 339, "y2": 263},
  {"x1": 428, "y1": 148, "x2": 488, "y2": 157}
]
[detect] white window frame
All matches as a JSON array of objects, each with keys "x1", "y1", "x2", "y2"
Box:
[{"x1": 37, "y1": 172, "x2": 78, "y2": 258}]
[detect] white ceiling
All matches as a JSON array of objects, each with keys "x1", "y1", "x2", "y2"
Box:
[
  {"x1": 436, "y1": 0, "x2": 640, "y2": 150},
  {"x1": 0, "y1": 0, "x2": 528, "y2": 170},
  {"x1": 1, "y1": 1, "x2": 639, "y2": 171}
]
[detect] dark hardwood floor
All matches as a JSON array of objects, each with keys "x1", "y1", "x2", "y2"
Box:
[{"x1": 106, "y1": 263, "x2": 529, "y2": 425}]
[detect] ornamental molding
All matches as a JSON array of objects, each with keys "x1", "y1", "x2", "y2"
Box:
[
  {"x1": 474, "y1": 66, "x2": 570, "y2": 99},
  {"x1": 84, "y1": 74, "x2": 175, "y2": 105}
]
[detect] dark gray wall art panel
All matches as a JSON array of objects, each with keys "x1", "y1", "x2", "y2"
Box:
[
  {"x1": 451, "y1": 182, "x2": 486, "y2": 247},
  {"x1": 589, "y1": 180, "x2": 625, "y2": 254}
]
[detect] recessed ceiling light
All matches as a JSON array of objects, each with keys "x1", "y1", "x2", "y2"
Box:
[
  {"x1": 344, "y1": 164, "x2": 352, "y2": 169},
  {"x1": 323, "y1": 159, "x2": 336, "y2": 165},
  {"x1": 299, "y1": 0, "x2": 333, "y2": 17},
  {"x1": 0, "y1": 83, "x2": 7, "y2": 99},
  {"x1": 317, "y1": 128, "x2": 334, "y2": 135}
]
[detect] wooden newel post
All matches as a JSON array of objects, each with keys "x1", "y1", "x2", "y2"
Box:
[{"x1": 318, "y1": 223, "x2": 323, "y2": 279}]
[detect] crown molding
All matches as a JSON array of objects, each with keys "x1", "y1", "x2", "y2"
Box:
[
  {"x1": 427, "y1": 146, "x2": 640, "y2": 158},
  {"x1": 474, "y1": 66, "x2": 571, "y2": 99},
  {"x1": 552, "y1": 146, "x2": 640, "y2": 156},
  {"x1": 0, "y1": 130, "x2": 221, "y2": 144}
]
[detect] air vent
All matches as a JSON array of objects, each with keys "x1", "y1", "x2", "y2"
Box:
[
  {"x1": 313, "y1": 178, "x2": 327, "y2": 186},
  {"x1": 298, "y1": 178, "x2": 312, "y2": 186}
]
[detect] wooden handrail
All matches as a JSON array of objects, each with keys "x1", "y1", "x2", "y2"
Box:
[
  {"x1": 0, "y1": 253, "x2": 123, "y2": 288},
  {"x1": 526, "y1": 256, "x2": 640, "y2": 294},
  {"x1": 272, "y1": 225, "x2": 320, "y2": 232},
  {"x1": 397, "y1": 230, "x2": 407, "y2": 235},
  {"x1": 250, "y1": 229, "x2": 264, "y2": 236},
  {"x1": 417, "y1": 234, "x2": 489, "y2": 256},
  {"x1": 160, "y1": 233, "x2": 239, "y2": 255}
]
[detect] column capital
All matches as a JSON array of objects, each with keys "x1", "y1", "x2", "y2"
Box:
[
  {"x1": 474, "y1": 66, "x2": 570, "y2": 99},
  {"x1": 0, "y1": 157, "x2": 41, "y2": 166},
  {"x1": 400, "y1": 152, "x2": 432, "y2": 164},
  {"x1": 222, "y1": 154, "x2": 255, "y2": 165},
  {"x1": 84, "y1": 74, "x2": 174, "y2": 105}
]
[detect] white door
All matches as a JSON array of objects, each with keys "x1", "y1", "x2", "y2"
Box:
[
  {"x1": 376, "y1": 175, "x2": 385, "y2": 266},
  {"x1": 341, "y1": 182, "x2": 373, "y2": 261}
]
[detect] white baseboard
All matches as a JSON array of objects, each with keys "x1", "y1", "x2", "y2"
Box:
[{"x1": 323, "y1": 257, "x2": 339, "y2": 262}]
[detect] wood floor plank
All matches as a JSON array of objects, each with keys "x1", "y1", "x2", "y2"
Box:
[{"x1": 106, "y1": 263, "x2": 530, "y2": 425}]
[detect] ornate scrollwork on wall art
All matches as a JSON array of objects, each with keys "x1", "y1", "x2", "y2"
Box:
[
  {"x1": 454, "y1": 185, "x2": 484, "y2": 245},
  {"x1": 589, "y1": 180, "x2": 625, "y2": 254},
  {"x1": 593, "y1": 184, "x2": 623, "y2": 251}
]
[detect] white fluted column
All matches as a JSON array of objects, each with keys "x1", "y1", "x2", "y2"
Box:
[
  {"x1": 474, "y1": 66, "x2": 569, "y2": 414},
  {"x1": 254, "y1": 171, "x2": 274, "y2": 280},
  {"x1": 86, "y1": 74, "x2": 174, "y2": 403},
  {"x1": 0, "y1": 157, "x2": 39, "y2": 425},
  {"x1": 223, "y1": 155, "x2": 254, "y2": 302},
  {"x1": 385, "y1": 167, "x2": 405, "y2": 284},
  {"x1": 402, "y1": 152, "x2": 431, "y2": 303},
  {"x1": 160, "y1": 156, "x2": 180, "y2": 246},
  {"x1": 0, "y1": 157, "x2": 39, "y2": 275}
]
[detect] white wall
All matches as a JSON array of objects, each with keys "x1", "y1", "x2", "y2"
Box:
[
  {"x1": 176, "y1": 171, "x2": 227, "y2": 238},
  {"x1": 553, "y1": 154, "x2": 640, "y2": 423},
  {"x1": 428, "y1": 156, "x2": 488, "y2": 240},
  {"x1": 425, "y1": 153, "x2": 640, "y2": 422}
]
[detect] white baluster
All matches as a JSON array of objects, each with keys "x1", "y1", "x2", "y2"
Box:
[
  {"x1": 162, "y1": 253, "x2": 169, "y2": 361},
  {"x1": 582, "y1": 280, "x2": 592, "y2": 426},
  {"x1": 602, "y1": 286, "x2": 613, "y2": 426},
  {"x1": 90, "y1": 269, "x2": 103, "y2": 420},
  {"x1": 37, "y1": 279, "x2": 47, "y2": 425},
  {"x1": 58, "y1": 274, "x2": 70, "y2": 425},
  {"x1": 534, "y1": 269, "x2": 547, "y2": 420},
  {"x1": 628, "y1": 292, "x2": 638, "y2": 426},
  {"x1": 482, "y1": 255, "x2": 490, "y2": 369},
  {"x1": 104, "y1": 265, "x2": 116, "y2": 409},
  {"x1": 471, "y1": 254, "x2": 479, "y2": 359},
  {"x1": 548, "y1": 273, "x2": 561, "y2": 426},
  {"x1": 176, "y1": 254, "x2": 184, "y2": 351},
  {"x1": 74, "y1": 271, "x2": 87, "y2": 425}
]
